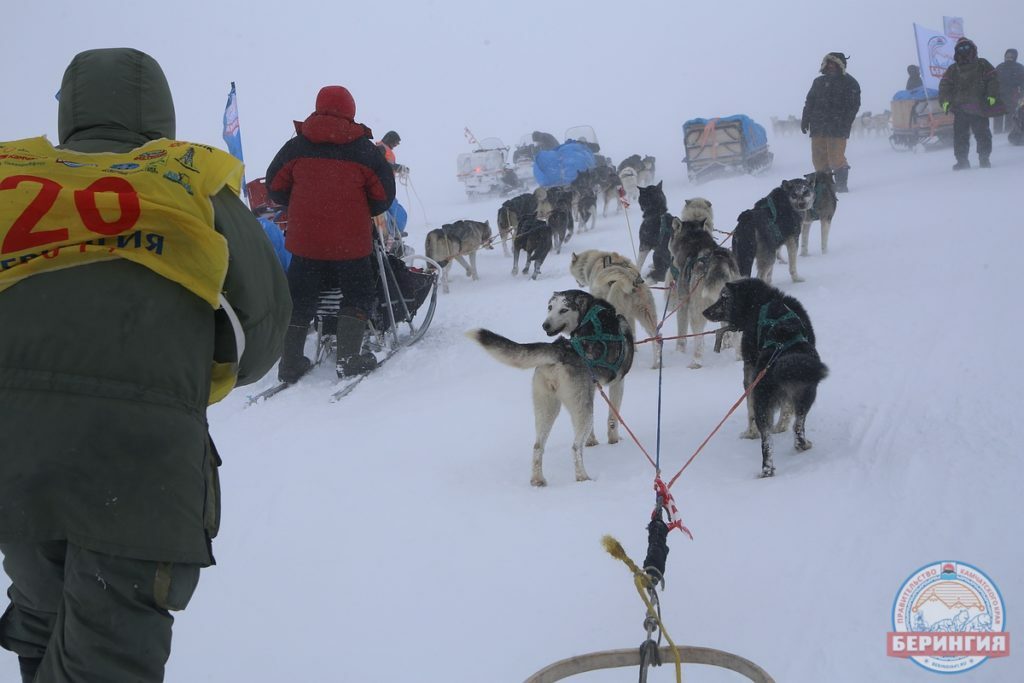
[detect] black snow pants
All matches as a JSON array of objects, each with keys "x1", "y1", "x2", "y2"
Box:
[
  {"x1": 286, "y1": 254, "x2": 376, "y2": 326},
  {"x1": 953, "y1": 111, "x2": 992, "y2": 161}
]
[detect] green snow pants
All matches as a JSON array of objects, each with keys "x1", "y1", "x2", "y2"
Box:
[{"x1": 0, "y1": 541, "x2": 200, "y2": 682}]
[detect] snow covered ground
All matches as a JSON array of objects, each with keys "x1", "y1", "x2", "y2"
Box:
[
  {"x1": 154, "y1": 133, "x2": 1021, "y2": 682},
  {"x1": 3, "y1": 131, "x2": 1020, "y2": 682}
]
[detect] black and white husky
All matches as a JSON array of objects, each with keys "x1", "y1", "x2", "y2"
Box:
[
  {"x1": 731, "y1": 179, "x2": 814, "y2": 284},
  {"x1": 703, "y1": 278, "x2": 828, "y2": 477},
  {"x1": 468, "y1": 290, "x2": 634, "y2": 486},
  {"x1": 636, "y1": 182, "x2": 673, "y2": 281}
]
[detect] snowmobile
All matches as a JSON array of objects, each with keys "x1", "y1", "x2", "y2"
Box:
[
  {"x1": 512, "y1": 134, "x2": 540, "y2": 191},
  {"x1": 456, "y1": 137, "x2": 513, "y2": 200},
  {"x1": 682, "y1": 115, "x2": 773, "y2": 183}
]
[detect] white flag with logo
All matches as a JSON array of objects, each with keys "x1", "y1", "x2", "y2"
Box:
[
  {"x1": 914, "y1": 23, "x2": 954, "y2": 90},
  {"x1": 943, "y1": 16, "x2": 964, "y2": 39}
]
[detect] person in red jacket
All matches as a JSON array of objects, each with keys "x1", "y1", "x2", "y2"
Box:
[{"x1": 267, "y1": 86, "x2": 396, "y2": 381}]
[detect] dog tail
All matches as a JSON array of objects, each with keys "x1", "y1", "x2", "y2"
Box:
[
  {"x1": 466, "y1": 329, "x2": 563, "y2": 368},
  {"x1": 771, "y1": 355, "x2": 829, "y2": 385}
]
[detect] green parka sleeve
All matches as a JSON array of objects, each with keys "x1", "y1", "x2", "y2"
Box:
[
  {"x1": 938, "y1": 65, "x2": 956, "y2": 105},
  {"x1": 211, "y1": 188, "x2": 291, "y2": 386},
  {"x1": 980, "y1": 59, "x2": 1000, "y2": 100}
]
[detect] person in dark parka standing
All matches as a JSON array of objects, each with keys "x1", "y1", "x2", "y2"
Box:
[
  {"x1": 939, "y1": 37, "x2": 1000, "y2": 170},
  {"x1": 801, "y1": 52, "x2": 861, "y2": 192}
]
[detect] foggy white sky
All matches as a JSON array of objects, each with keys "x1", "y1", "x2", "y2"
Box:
[{"x1": 5, "y1": 1, "x2": 1023, "y2": 201}]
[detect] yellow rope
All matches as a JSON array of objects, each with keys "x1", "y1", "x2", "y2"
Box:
[{"x1": 602, "y1": 535, "x2": 682, "y2": 682}]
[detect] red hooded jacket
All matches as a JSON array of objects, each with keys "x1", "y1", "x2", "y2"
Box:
[{"x1": 266, "y1": 86, "x2": 395, "y2": 260}]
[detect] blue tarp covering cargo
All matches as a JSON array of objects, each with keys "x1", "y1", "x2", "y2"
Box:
[
  {"x1": 683, "y1": 115, "x2": 768, "y2": 153},
  {"x1": 892, "y1": 87, "x2": 940, "y2": 101},
  {"x1": 682, "y1": 115, "x2": 773, "y2": 183},
  {"x1": 533, "y1": 142, "x2": 596, "y2": 187}
]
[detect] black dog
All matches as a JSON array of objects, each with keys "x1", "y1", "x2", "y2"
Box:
[
  {"x1": 512, "y1": 216, "x2": 552, "y2": 280},
  {"x1": 637, "y1": 182, "x2": 673, "y2": 282},
  {"x1": 498, "y1": 192, "x2": 539, "y2": 257},
  {"x1": 731, "y1": 178, "x2": 814, "y2": 284},
  {"x1": 703, "y1": 278, "x2": 828, "y2": 477},
  {"x1": 545, "y1": 186, "x2": 574, "y2": 253}
]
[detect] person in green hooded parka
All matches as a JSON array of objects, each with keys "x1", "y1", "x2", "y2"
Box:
[{"x1": 0, "y1": 48, "x2": 290, "y2": 682}]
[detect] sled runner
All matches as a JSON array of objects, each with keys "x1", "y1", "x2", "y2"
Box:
[{"x1": 682, "y1": 115, "x2": 773, "y2": 183}]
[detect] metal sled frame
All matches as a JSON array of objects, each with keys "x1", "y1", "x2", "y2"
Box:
[
  {"x1": 314, "y1": 232, "x2": 441, "y2": 366},
  {"x1": 524, "y1": 645, "x2": 775, "y2": 682}
]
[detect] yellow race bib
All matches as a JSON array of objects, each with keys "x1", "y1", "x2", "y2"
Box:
[
  {"x1": 0, "y1": 136, "x2": 241, "y2": 307},
  {"x1": 0, "y1": 136, "x2": 245, "y2": 402}
]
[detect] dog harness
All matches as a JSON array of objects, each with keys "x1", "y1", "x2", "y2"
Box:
[
  {"x1": 570, "y1": 304, "x2": 627, "y2": 375},
  {"x1": 676, "y1": 252, "x2": 711, "y2": 291},
  {"x1": 806, "y1": 174, "x2": 834, "y2": 222},
  {"x1": 758, "y1": 194, "x2": 784, "y2": 245},
  {"x1": 756, "y1": 303, "x2": 808, "y2": 353}
]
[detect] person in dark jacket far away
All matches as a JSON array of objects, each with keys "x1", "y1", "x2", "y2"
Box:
[
  {"x1": 267, "y1": 85, "x2": 396, "y2": 381},
  {"x1": 377, "y1": 129, "x2": 408, "y2": 175},
  {"x1": 939, "y1": 37, "x2": 1000, "y2": 170},
  {"x1": 0, "y1": 48, "x2": 290, "y2": 683},
  {"x1": 906, "y1": 64, "x2": 924, "y2": 90},
  {"x1": 801, "y1": 52, "x2": 861, "y2": 192},
  {"x1": 994, "y1": 48, "x2": 1024, "y2": 134}
]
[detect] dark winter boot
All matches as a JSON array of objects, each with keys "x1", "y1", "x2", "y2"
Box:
[
  {"x1": 952, "y1": 157, "x2": 971, "y2": 171},
  {"x1": 277, "y1": 324, "x2": 312, "y2": 383},
  {"x1": 834, "y1": 166, "x2": 850, "y2": 193},
  {"x1": 19, "y1": 656, "x2": 41, "y2": 683},
  {"x1": 979, "y1": 155, "x2": 991, "y2": 168},
  {"x1": 336, "y1": 309, "x2": 378, "y2": 378}
]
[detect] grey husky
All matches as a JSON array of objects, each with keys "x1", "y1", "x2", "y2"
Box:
[
  {"x1": 731, "y1": 179, "x2": 814, "y2": 284},
  {"x1": 800, "y1": 171, "x2": 838, "y2": 256},
  {"x1": 668, "y1": 218, "x2": 739, "y2": 368},
  {"x1": 468, "y1": 290, "x2": 634, "y2": 486},
  {"x1": 424, "y1": 219, "x2": 493, "y2": 293}
]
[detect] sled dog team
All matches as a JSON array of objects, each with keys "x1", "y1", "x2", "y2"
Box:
[{"x1": 459, "y1": 174, "x2": 837, "y2": 484}]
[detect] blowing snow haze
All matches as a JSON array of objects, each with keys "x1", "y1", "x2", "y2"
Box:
[{"x1": 5, "y1": 0, "x2": 1022, "y2": 205}]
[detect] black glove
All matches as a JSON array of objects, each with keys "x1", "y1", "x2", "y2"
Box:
[{"x1": 801, "y1": 121, "x2": 810, "y2": 135}]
